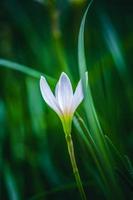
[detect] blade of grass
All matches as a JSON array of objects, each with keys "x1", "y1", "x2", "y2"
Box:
[
  {"x1": 78, "y1": 0, "x2": 110, "y2": 166},
  {"x1": 78, "y1": 0, "x2": 106, "y2": 150},
  {"x1": 105, "y1": 135, "x2": 133, "y2": 177},
  {"x1": 73, "y1": 115, "x2": 108, "y2": 195},
  {"x1": 77, "y1": 2, "x2": 123, "y2": 198},
  {"x1": 105, "y1": 135, "x2": 125, "y2": 165},
  {"x1": 4, "y1": 164, "x2": 20, "y2": 200},
  {"x1": 123, "y1": 156, "x2": 133, "y2": 178},
  {"x1": 0, "y1": 59, "x2": 55, "y2": 83},
  {"x1": 29, "y1": 181, "x2": 90, "y2": 200}
]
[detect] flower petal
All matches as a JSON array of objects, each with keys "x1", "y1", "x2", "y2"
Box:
[
  {"x1": 71, "y1": 80, "x2": 84, "y2": 113},
  {"x1": 56, "y1": 72, "x2": 73, "y2": 114},
  {"x1": 55, "y1": 80, "x2": 59, "y2": 100},
  {"x1": 71, "y1": 72, "x2": 88, "y2": 113},
  {"x1": 40, "y1": 76, "x2": 61, "y2": 116}
]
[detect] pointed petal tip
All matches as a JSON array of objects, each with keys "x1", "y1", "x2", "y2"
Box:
[
  {"x1": 40, "y1": 75, "x2": 45, "y2": 80},
  {"x1": 60, "y1": 72, "x2": 68, "y2": 78},
  {"x1": 39, "y1": 74, "x2": 61, "y2": 116},
  {"x1": 40, "y1": 76, "x2": 48, "y2": 93},
  {"x1": 59, "y1": 72, "x2": 71, "y2": 84},
  {"x1": 57, "y1": 71, "x2": 73, "y2": 113},
  {"x1": 40, "y1": 76, "x2": 48, "y2": 87},
  {"x1": 40, "y1": 76, "x2": 44, "y2": 86}
]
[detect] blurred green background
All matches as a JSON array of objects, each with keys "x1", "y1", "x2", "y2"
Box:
[{"x1": 0, "y1": 0, "x2": 133, "y2": 199}]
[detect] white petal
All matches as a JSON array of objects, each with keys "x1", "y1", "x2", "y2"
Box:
[
  {"x1": 71, "y1": 80, "x2": 84, "y2": 113},
  {"x1": 55, "y1": 80, "x2": 59, "y2": 100},
  {"x1": 56, "y1": 72, "x2": 73, "y2": 113},
  {"x1": 40, "y1": 76, "x2": 61, "y2": 116},
  {"x1": 71, "y1": 72, "x2": 88, "y2": 113}
]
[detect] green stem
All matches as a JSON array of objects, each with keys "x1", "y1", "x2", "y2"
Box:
[{"x1": 65, "y1": 134, "x2": 87, "y2": 200}]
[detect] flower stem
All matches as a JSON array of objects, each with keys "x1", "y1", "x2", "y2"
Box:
[{"x1": 65, "y1": 134, "x2": 87, "y2": 200}]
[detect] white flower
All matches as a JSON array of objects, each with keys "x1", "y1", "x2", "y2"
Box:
[{"x1": 40, "y1": 72, "x2": 87, "y2": 134}]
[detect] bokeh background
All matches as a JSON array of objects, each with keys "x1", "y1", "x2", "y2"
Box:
[{"x1": 0, "y1": 0, "x2": 133, "y2": 199}]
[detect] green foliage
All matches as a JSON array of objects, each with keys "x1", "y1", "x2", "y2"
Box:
[{"x1": 0, "y1": 0, "x2": 133, "y2": 199}]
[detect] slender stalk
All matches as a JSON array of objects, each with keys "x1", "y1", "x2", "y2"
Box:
[{"x1": 65, "y1": 133, "x2": 87, "y2": 200}]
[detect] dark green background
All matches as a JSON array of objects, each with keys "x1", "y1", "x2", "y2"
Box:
[{"x1": 0, "y1": 0, "x2": 133, "y2": 199}]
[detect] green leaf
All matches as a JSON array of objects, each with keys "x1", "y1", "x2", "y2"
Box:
[
  {"x1": 0, "y1": 58, "x2": 55, "y2": 83},
  {"x1": 78, "y1": 0, "x2": 105, "y2": 148},
  {"x1": 77, "y1": 4, "x2": 124, "y2": 198},
  {"x1": 4, "y1": 164, "x2": 20, "y2": 200},
  {"x1": 73, "y1": 114, "x2": 115, "y2": 197},
  {"x1": 105, "y1": 135, "x2": 124, "y2": 162},
  {"x1": 123, "y1": 155, "x2": 133, "y2": 178}
]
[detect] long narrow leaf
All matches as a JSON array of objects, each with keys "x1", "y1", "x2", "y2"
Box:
[
  {"x1": 0, "y1": 59, "x2": 54, "y2": 83},
  {"x1": 78, "y1": 0, "x2": 105, "y2": 145},
  {"x1": 77, "y1": 3, "x2": 123, "y2": 198}
]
